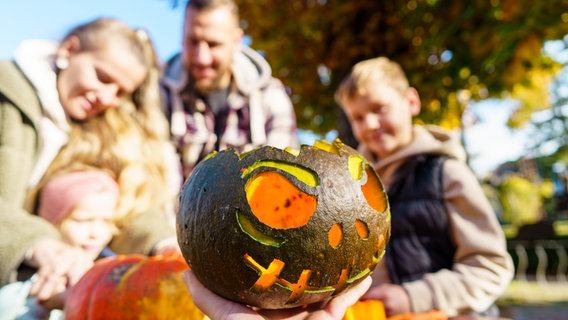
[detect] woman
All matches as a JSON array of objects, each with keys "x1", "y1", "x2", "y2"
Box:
[{"x1": 0, "y1": 18, "x2": 181, "y2": 311}]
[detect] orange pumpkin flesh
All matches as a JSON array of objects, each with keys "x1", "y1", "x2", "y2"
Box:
[
  {"x1": 65, "y1": 254, "x2": 205, "y2": 320},
  {"x1": 246, "y1": 171, "x2": 317, "y2": 229},
  {"x1": 177, "y1": 139, "x2": 391, "y2": 309}
]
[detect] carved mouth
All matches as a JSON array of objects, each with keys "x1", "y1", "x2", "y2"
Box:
[{"x1": 243, "y1": 254, "x2": 372, "y2": 305}]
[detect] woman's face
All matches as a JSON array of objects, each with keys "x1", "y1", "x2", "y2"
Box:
[{"x1": 56, "y1": 37, "x2": 147, "y2": 121}]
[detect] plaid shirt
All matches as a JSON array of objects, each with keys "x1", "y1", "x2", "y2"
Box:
[{"x1": 161, "y1": 46, "x2": 299, "y2": 178}]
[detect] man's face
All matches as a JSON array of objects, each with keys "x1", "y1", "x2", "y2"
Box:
[{"x1": 182, "y1": 5, "x2": 243, "y2": 93}]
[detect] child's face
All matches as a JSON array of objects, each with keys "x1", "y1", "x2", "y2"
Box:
[
  {"x1": 342, "y1": 81, "x2": 420, "y2": 159},
  {"x1": 58, "y1": 191, "x2": 117, "y2": 261}
]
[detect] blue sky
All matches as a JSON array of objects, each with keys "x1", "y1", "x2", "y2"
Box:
[
  {"x1": 1, "y1": 0, "x2": 184, "y2": 61},
  {"x1": 1, "y1": 0, "x2": 536, "y2": 176}
]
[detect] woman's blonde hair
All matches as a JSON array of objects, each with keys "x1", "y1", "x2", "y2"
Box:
[{"x1": 31, "y1": 18, "x2": 176, "y2": 224}]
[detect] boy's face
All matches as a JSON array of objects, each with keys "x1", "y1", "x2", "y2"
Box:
[
  {"x1": 342, "y1": 82, "x2": 420, "y2": 159},
  {"x1": 58, "y1": 191, "x2": 117, "y2": 261}
]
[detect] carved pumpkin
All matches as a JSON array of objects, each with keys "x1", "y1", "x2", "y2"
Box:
[
  {"x1": 65, "y1": 253, "x2": 206, "y2": 320},
  {"x1": 177, "y1": 139, "x2": 391, "y2": 309}
]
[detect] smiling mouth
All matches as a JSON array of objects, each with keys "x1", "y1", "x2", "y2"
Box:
[
  {"x1": 243, "y1": 254, "x2": 372, "y2": 305},
  {"x1": 192, "y1": 67, "x2": 215, "y2": 79},
  {"x1": 81, "y1": 95, "x2": 95, "y2": 112}
]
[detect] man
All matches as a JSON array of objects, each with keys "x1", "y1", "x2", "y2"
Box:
[{"x1": 161, "y1": 0, "x2": 299, "y2": 178}]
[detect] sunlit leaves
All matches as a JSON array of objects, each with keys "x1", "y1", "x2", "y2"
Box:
[{"x1": 166, "y1": 0, "x2": 568, "y2": 134}]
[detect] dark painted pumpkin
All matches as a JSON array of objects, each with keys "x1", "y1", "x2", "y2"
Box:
[
  {"x1": 177, "y1": 139, "x2": 391, "y2": 309},
  {"x1": 65, "y1": 253, "x2": 205, "y2": 319}
]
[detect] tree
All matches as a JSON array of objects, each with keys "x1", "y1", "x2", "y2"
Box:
[
  {"x1": 528, "y1": 64, "x2": 568, "y2": 161},
  {"x1": 499, "y1": 174, "x2": 545, "y2": 225},
  {"x1": 166, "y1": 0, "x2": 568, "y2": 140}
]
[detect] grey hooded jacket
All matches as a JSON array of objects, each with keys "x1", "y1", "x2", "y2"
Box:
[{"x1": 161, "y1": 45, "x2": 299, "y2": 177}]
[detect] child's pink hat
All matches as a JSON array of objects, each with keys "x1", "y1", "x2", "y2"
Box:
[{"x1": 38, "y1": 171, "x2": 120, "y2": 225}]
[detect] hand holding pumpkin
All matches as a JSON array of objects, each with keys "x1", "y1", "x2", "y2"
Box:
[
  {"x1": 151, "y1": 237, "x2": 182, "y2": 255},
  {"x1": 362, "y1": 283, "x2": 412, "y2": 316},
  {"x1": 183, "y1": 270, "x2": 373, "y2": 320},
  {"x1": 35, "y1": 278, "x2": 67, "y2": 311}
]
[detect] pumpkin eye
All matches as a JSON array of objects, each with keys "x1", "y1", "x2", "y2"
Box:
[
  {"x1": 245, "y1": 171, "x2": 317, "y2": 229},
  {"x1": 361, "y1": 165, "x2": 388, "y2": 213},
  {"x1": 347, "y1": 155, "x2": 387, "y2": 213}
]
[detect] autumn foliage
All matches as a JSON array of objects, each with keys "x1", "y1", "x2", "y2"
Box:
[{"x1": 232, "y1": 0, "x2": 568, "y2": 137}]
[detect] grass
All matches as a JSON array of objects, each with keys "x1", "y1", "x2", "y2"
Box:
[{"x1": 497, "y1": 280, "x2": 568, "y2": 305}]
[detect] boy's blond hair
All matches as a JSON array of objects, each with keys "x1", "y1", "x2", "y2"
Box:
[{"x1": 335, "y1": 57, "x2": 409, "y2": 106}]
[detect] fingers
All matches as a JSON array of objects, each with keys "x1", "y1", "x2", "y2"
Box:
[
  {"x1": 27, "y1": 239, "x2": 93, "y2": 305},
  {"x1": 152, "y1": 237, "x2": 182, "y2": 256},
  {"x1": 361, "y1": 283, "x2": 386, "y2": 301},
  {"x1": 317, "y1": 277, "x2": 373, "y2": 319},
  {"x1": 63, "y1": 252, "x2": 94, "y2": 285},
  {"x1": 182, "y1": 270, "x2": 373, "y2": 320},
  {"x1": 29, "y1": 273, "x2": 66, "y2": 301},
  {"x1": 183, "y1": 270, "x2": 264, "y2": 320}
]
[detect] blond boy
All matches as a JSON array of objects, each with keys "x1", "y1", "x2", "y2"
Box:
[{"x1": 335, "y1": 57, "x2": 514, "y2": 317}]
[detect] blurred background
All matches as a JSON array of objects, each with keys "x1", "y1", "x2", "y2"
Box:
[{"x1": 2, "y1": 1, "x2": 568, "y2": 318}]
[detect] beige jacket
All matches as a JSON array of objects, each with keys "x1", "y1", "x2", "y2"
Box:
[{"x1": 360, "y1": 125, "x2": 514, "y2": 316}]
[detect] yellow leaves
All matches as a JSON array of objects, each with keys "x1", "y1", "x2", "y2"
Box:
[
  {"x1": 540, "y1": 179, "x2": 555, "y2": 199},
  {"x1": 459, "y1": 67, "x2": 471, "y2": 80},
  {"x1": 499, "y1": 174, "x2": 544, "y2": 225},
  {"x1": 504, "y1": 34, "x2": 543, "y2": 86},
  {"x1": 507, "y1": 64, "x2": 559, "y2": 128},
  {"x1": 428, "y1": 99, "x2": 441, "y2": 112},
  {"x1": 501, "y1": 33, "x2": 565, "y2": 128},
  {"x1": 500, "y1": 0, "x2": 522, "y2": 21},
  {"x1": 235, "y1": 0, "x2": 568, "y2": 133}
]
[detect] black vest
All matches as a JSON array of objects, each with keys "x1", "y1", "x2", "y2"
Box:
[{"x1": 386, "y1": 154, "x2": 456, "y2": 284}]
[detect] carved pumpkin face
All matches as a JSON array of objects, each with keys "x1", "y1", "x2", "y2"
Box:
[{"x1": 177, "y1": 139, "x2": 391, "y2": 309}]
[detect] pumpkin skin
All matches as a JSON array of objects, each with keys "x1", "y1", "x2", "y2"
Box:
[
  {"x1": 64, "y1": 253, "x2": 206, "y2": 320},
  {"x1": 177, "y1": 139, "x2": 391, "y2": 309}
]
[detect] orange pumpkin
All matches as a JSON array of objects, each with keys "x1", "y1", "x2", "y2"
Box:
[
  {"x1": 343, "y1": 300, "x2": 447, "y2": 320},
  {"x1": 343, "y1": 300, "x2": 386, "y2": 320},
  {"x1": 387, "y1": 310, "x2": 447, "y2": 320},
  {"x1": 65, "y1": 253, "x2": 206, "y2": 320}
]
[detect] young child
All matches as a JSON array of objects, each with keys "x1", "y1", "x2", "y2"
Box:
[
  {"x1": 0, "y1": 169, "x2": 120, "y2": 319},
  {"x1": 334, "y1": 57, "x2": 514, "y2": 317}
]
